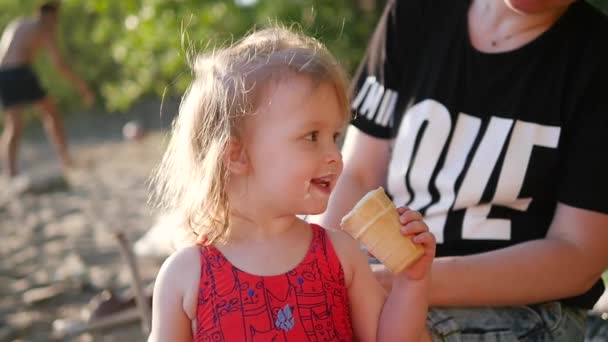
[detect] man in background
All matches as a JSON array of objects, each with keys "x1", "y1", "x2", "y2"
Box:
[{"x1": 0, "y1": 1, "x2": 94, "y2": 179}]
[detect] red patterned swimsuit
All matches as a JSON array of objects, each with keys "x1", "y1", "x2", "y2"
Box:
[{"x1": 195, "y1": 224, "x2": 353, "y2": 341}]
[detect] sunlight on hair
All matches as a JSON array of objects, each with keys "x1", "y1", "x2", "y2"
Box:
[{"x1": 150, "y1": 25, "x2": 350, "y2": 245}]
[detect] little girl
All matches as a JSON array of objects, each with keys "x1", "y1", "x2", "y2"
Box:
[{"x1": 148, "y1": 27, "x2": 436, "y2": 342}]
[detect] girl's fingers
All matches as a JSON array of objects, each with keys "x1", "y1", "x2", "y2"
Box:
[
  {"x1": 412, "y1": 232, "x2": 436, "y2": 246},
  {"x1": 396, "y1": 208, "x2": 434, "y2": 254},
  {"x1": 400, "y1": 220, "x2": 428, "y2": 235},
  {"x1": 399, "y1": 208, "x2": 422, "y2": 224},
  {"x1": 396, "y1": 206, "x2": 409, "y2": 214}
]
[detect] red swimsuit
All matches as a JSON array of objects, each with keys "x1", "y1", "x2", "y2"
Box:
[{"x1": 195, "y1": 224, "x2": 353, "y2": 341}]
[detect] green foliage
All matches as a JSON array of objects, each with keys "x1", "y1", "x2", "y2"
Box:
[
  {"x1": 3, "y1": 0, "x2": 608, "y2": 113},
  {"x1": 589, "y1": 0, "x2": 608, "y2": 12},
  {"x1": 0, "y1": 0, "x2": 384, "y2": 112}
]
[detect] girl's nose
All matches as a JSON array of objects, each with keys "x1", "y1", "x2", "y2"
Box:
[{"x1": 326, "y1": 143, "x2": 343, "y2": 166}]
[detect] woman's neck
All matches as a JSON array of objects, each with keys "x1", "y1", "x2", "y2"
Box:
[{"x1": 468, "y1": 0, "x2": 569, "y2": 52}]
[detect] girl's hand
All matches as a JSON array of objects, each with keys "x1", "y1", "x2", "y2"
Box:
[{"x1": 397, "y1": 207, "x2": 436, "y2": 281}]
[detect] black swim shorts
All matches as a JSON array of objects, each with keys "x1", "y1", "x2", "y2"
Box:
[{"x1": 0, "y1": 65, "x2": 47, "y2": 108}]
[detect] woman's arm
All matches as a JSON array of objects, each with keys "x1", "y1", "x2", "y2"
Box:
[
  {"x1": 148, "y1": 247, "x2": 199, "y2": 342},
  {"x1": 430, "y1": 203, "x2": 608, "y2": 306}
]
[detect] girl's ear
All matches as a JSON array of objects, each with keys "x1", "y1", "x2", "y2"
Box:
[{"x1": 224, "y1": 137, "x2": 249, "y2": 175}]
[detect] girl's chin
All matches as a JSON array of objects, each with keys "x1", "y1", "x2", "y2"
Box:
[{"x1": 300, "y1": 205, "x2": 328, "y2": 216}]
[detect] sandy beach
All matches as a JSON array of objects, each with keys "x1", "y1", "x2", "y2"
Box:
[{"x1": 1, "y1": 102, "x2": 176, "y2": 341}]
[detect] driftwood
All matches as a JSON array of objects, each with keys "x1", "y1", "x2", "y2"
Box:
[
  {"x1": 114, "y1": 231, "x2": 151, "y2": 335},
  {"x1": 52, "y1": 231, "x2": 151, "y2": 339},
  {"x1": 52, "y1": 307, "x2": 141, "y2": 339}
]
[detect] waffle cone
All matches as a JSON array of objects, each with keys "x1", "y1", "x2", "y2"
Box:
[{"x1": 340, "y1": 187, "x2": 424, "y2": 274}]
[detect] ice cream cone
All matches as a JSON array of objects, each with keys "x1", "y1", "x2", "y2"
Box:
[{"x1": 340, "y1": 187, "x2": 424, "y2": 274}]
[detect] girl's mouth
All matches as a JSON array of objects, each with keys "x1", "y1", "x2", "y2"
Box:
[{"x1": 310, "y1": 175, "x2": 334, "y2": 194}]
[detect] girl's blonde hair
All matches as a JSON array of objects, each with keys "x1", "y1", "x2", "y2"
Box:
[{"x1": 151, "y1": 26, "x2": 350, "y2": 244}]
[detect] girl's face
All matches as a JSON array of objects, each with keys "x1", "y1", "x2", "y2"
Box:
[{"x1": 239, "y1": 75, "x2": 345, "y2": 216}]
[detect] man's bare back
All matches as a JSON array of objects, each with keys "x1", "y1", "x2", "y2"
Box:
[
  {"x1": 0, "y1": 5, "x2": 92, "y2": 99},
  {"x1": 0, "y1": 17, "x2": 48, "y2": 68},
  {"x1": 0, "y1": 2, "x2": 94, "y2": 178}
]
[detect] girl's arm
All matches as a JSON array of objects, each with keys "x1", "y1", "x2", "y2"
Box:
[
  {"x1": 378, "y1": 275, "x2": 429, "y2": 342},
  {"x1": 329, "y1": 208, "x2": 435, "y2": 341},
  {"x1": 332, "y1": 230, "x2": 386, "y2": 341},
  {"x1": 377, "y1": 208, "x2": 435, "y2": 341},
  {"x1": 148, "y1": 247, "x2": 199, "y2": 342}
]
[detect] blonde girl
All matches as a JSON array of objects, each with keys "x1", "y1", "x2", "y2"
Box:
[{"x1": 148, "y1": 26, "x2": 435, "y2": 342}]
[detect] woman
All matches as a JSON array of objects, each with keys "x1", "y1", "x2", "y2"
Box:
[{"x1": 314, "y1": 0, "x2": 608, "y2": 340}]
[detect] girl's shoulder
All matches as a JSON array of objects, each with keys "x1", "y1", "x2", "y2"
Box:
[
  {"x1": 318, "y1": 225, "x2": 366, "y2": 288},
  {"x1": 159, "y1": 245, "x2": 201, "y2": 277},
  {"x1": 155, "y1": 246, "x2": 202, "y2": 320}
]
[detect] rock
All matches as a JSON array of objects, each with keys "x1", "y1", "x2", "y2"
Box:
[
  {"x1": 29, "y1": 269, "x2": 52, "y2": 286},
  {"x1": 53, "y1": 253, "x2": 88, "y2": 285},
  {"x1": 0, "y1": 294, "x2": 19, "y2": 317},
  {"x1": 0, "y1": 325, "x2": 15, "y2": 342},
  {"x1": 57, "y1": 212, "x2": 88, "y2": 236},
  {"x1": 22, "y1": 284, "x2": 65, "y2": 305},
  {"x1": 87, "y1": 266, "x2": 116, "y2": 291},
  {"x1": 36, "y1": 207, "x2": 56, "y2": 222},
  {"x1": 122, "y1": 120, "x2": 146, "y2": 141},
  {"x1": 7, "y1": 173, "x2": 69, "y2": 196},
  {"x1": 9, "y1": 279, "x2": 31, "y2": 294},
  {"x1": 9, "y1": 246, "x2": 37, "y2": 267},
  {"x1": 0, "y1": 173, "x2": 69, "y2": 208},
  {"x1": 42, "y1": 239, "x2": 66, "y2": 256}
]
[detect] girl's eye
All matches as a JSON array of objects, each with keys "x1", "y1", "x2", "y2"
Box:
[
  {"x1": 333, "y1": 132, "x2": 341, "y2": 143},
  {"x1": 307, "y1": 131, "x2": 318, "y2": 141}
]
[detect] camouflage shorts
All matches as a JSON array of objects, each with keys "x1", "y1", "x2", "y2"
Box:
[{"x1": 427, "y1": 302, "x2": 587, "y2": 341}]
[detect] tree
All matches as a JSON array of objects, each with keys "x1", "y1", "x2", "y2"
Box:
[
  {"x1": 1, "y1": 0, "x2": 385, "y2": 112},
  {"x1": 2, "y1": 0, "x2": 607, "y2": 113}
]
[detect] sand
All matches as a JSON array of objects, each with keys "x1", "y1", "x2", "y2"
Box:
[{"x1": 0, "y1": 102, "x2": 175, "y2": 341}]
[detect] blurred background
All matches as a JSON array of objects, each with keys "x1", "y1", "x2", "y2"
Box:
[
  {"x1": 0, "y1": 1, "x2": 385, "y2": 341},
  {"x1": 1, "y1": 0, "x2": 607, "y2": 341},
  {"x1": 0, "y1": 0, "x2": 384, "y2": 113}
]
